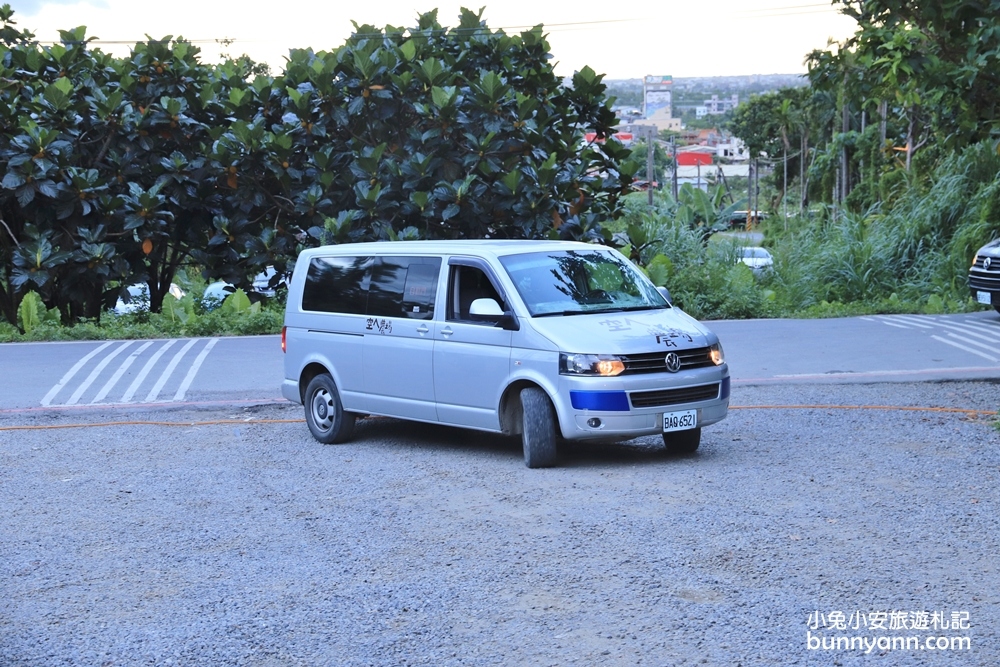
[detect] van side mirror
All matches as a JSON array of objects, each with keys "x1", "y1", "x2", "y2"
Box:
[
  {"x1": 470, "y1": 298, "x2": 520, "y2": 331},
  {"x1": 656, "y1": 286, "x2": 672, "y2": 304},
  {"x1": 470, "y1": 298, "x2": 503, "y2": 317}
]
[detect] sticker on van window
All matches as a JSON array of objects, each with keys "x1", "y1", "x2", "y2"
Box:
[
  {"x1": 654, "y1": 329, "x2": 694, "y2": 348},
  {"x1": 366, "y1": 318, "x2": 393, "y2": 335}
]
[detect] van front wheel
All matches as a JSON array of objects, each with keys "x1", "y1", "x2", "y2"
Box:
[
  {"x1": 521, "y1": 387, "x2": 558, "y2": 468},
  {"x1": 304, "y1": 374, "x2": 355, "y2": 444},
  {"x1": 663, "y1": 428, "x2": 700, "y2": 454}
]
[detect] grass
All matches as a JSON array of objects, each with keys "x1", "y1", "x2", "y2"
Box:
[
  {"x1": 0, "y1": 298, "x2": 284, "y2": 343},
  {"x1": 616, "y1": 140, "x2": 1000, "y2": 321}
]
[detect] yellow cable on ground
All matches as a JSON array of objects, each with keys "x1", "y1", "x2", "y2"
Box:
[
  {"x1": 0, "y1": 419, "x2": 305, "y2": 431},
  {"x1": 728, "y1": 405, "x2": 997, "y2": 417},
  {"x1": 0, "y1": 405, "x2": 995, "y2": 431}
]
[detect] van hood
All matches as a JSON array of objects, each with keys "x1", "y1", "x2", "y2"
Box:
[
  {"x1": 527, "y1": 307, "x2": 715, "y2": 354},
  {"x1": 979, "y1": 238, "x2": 1000, "y2": 257}
]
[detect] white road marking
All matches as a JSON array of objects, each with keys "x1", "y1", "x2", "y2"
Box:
[
  {"x1": 891, "y1": 314, "x2": 939, "y2": 325},
  {"x1": 945, "y1": 332, "x2": 1000, "y2": 354},
  {"x1": 879, "y1": 315, "x2": 933, "y2": 329},
  {"x1": 172, "y1": 338, "x2": 219, "y2": 401},
  {"x1": 40, "y1": 341, "x2": 114, "y2": 406},
  {"x1": 931, "y1": 335, "x2": 999, "y2": 362},
  {"x1": 91, "y1": 341, "x2": 154, "y2": 404},
  {"x1": 121, "y1": 339, "x2": 177, "y2": 403},
  {"x1": 65, "y1": 342, "x2": 135, "y2": 405},
  {"x1": 966, "y1": 318, "x2": 1000, "y2": 329},
  {"x1": 144, "y1": 339, "x2": 198, "y2": 403},
  {"x1": 875, "y1": 320, "x2": 912, "y2": 329},
  {"x1": 932, "y1": 320, "x2": 1000, "y2": 342}
]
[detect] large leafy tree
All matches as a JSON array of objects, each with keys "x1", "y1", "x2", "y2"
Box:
[
  {"x1": 195, "y1": 8, "x2": 633, "y2": 286},
  {"x1": 812, "y1": 1, "x2": 1000, "y2": 159},
  {"x1": 0, "y1": 6, "x2": 247, "y2": 320},
  {"x1": 0, "y1": 7, "x2": 632, "y2": 327}
]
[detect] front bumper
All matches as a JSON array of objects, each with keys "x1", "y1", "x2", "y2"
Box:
[{"x1": 553, "y1": 366, "x2": 730, "y2": 441}]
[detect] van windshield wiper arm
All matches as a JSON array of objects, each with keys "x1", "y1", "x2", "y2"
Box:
[{"x1": 533, "y1": 305, "x2": 663, "y2": 317}]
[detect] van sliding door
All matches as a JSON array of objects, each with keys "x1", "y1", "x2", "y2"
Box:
[{"x1": 363, "y1": 256, "x2": 442, "y2": 421}]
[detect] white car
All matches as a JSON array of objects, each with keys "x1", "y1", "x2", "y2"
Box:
[
  {"x1": 202, "y1": 267, "x2": 283, "y2": 310},
  {"x1": 113, "y1": 283, "x2": 184, "y2": 314},
  {"x1": 738, "y1": 246, "x2": 774, "y2": 274}
]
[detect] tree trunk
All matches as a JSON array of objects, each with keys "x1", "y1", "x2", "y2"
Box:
[
  {"x1": 879, "y1": 100, "x2": 887, "y2": 147},
  {"x1": 841, "y1": 100, "x2": 850, "y2": 202},
  {"x1": 783, "y1": 146, "x2": 788, "y2": 229},
  {"x1": 905, "y1": 106, "x2": 915, "y2": 171},
  {"x1": 799, "y1": 132, "x2": 807, "y2": 215}
]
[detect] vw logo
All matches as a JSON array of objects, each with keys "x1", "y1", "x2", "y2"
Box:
[
  {"x1": 986, "y1": 257, "x2": 993, "y2": 270},
  {"x1": 665, "y1": 352, "x2": 681, "y2": 373}
]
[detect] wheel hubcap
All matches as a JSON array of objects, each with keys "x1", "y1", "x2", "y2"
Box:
[{"x1": 312, "y1": 389, "x2": 334, "y2": 430}]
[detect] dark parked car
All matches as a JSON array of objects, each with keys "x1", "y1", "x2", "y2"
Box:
[{"x1": 969, "y1": 239, "x2": 1000, "y2": 313}]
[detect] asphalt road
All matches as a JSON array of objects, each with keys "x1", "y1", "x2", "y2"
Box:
[{"x1": 0, "y1": 310, "x2": 998, "y2": 414}]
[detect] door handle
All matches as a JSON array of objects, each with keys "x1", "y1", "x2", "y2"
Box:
[
  {"x1": 440, "y1": 326, "x2": 454, "y2": 338},
  {"x1": 416, "y1": 325, "x2": 429, "y2": 335}
]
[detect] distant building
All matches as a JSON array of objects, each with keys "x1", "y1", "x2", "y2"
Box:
[
  {"x1": 584, "y1": 131, "x2": 635, "y2": 147},
  {"x1": 696, "y1": 95, "x2": 740, "y2": 118},
  {"x1": 680, "y1": 128, "x2": 725, "y2": 147},
  {"x1": 676, "y1": 145, "x2": 714, "y2": 167},
  {"x1": 633, "y1": 74, "x2": 682, "y2": 134},
  {"x1": 643, "y1": 75, "x2": 673, "y2": 119},
  {"x1": 716, "y1": 137, "x2": 748, "y2": 161}
]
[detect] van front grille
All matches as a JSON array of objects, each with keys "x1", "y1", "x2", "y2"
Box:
[
  {"x1": 620, "y1": 347, "x2": 713, "y2": 374},
  {"x1": 629, "y1": 383, "x2": 720, "y2": 408}
]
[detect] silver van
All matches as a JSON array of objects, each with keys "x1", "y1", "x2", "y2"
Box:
[{"x1": 281, "y1": 240, "x2": 730, "y2": 467}]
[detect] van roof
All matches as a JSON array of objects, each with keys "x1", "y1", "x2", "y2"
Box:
[{"x1": 299, "y1": 239, "x2": 610, "y2": 259}]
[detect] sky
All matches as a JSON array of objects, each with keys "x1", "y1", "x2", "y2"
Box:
[{"x1": 5, "y1": 1, "x2": 858, "y2": 79}]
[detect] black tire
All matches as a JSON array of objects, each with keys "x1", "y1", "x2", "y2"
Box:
[
  {"x1": 663, "y1": 427, "x2": 701, "y2": 454},
  {"x1": 304, "y1": 374, "x2": 355, "y2": 444},
  {"x1": 521, "y1": 387, "x2": 558, "y2": 468}
]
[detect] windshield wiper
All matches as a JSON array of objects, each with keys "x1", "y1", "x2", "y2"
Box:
[
  {"x1": 533, "y1": 305, "x2": 664, "y2": 317},
  {"x1": 533, "y1": 310, "x2": 590, "y2": 317}
]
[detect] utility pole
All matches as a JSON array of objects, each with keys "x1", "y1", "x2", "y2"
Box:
[
  {"x1": 782, "y1": 145, "x2": 787, "y2": 229},
  {"x1": 646, "y1": 126, "x2": 655, "y2": 207},
  {"x1": 671, "y1": 136, "x2": 678, "y2": 199},
  {"x1": 717, "y1": 164, "x2": 734, "y2": 205}
]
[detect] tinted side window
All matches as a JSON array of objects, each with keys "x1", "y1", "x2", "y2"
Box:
[
  {"x1": 301, "y1": 256, "x2": 373, "y2": 314},
  {"x1": 367, "y1": 256, "x2": 442, "y2": 320}
]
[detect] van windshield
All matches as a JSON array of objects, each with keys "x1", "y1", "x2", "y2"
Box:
[{"x1": 499, "y1": 249, "x2": 668, "y2": 317}]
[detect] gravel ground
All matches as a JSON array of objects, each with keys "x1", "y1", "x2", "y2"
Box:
[{"x1": 1, "y1": 381, "x2": 998, "y2": 666}]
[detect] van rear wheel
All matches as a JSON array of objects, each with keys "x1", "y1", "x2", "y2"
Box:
[
  {"x1": 521, "y1": 387, "x2": 558, "y2": 468},
  {"x1": 663, "y1": 428, "x2": 701, "y2": 454},
  {"x1": 304, "y1": 374, "x2": 355, "y2": 444}
]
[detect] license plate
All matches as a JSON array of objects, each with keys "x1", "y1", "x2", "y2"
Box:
[
  {"x1": 663, "y1": 409, "x2": 698, "y2": 432},
  {"x1": 977, "y1": 291, "x2": 992, "y2": 305}
]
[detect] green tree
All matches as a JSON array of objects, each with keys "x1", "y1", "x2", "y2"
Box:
[
  {"x1": 200, "y1": 8, "x2": 633, "y2": 264},
  {"x1": 0, "y1": 6, "x2": 633, "y2": 327}
]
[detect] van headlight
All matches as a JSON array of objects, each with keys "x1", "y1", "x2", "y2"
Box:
[
  {"x1": 560, "y1": 353, "x2": 625, "y2": 377},
  {"x1": 709, "y1": 343, "x2": 725, "y2": 365}
]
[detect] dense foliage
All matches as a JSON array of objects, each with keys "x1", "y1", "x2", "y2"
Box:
[{"x1": 0, "y1": 6, "x2": 632, "y2": 329}]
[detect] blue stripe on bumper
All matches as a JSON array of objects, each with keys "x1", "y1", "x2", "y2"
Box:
[
  {"x1": 570, "y1": 390, "x2": 630, "y2": 412},
  {"x1": 720, "y1": 376, "x2": 731, "y2": 400}
]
